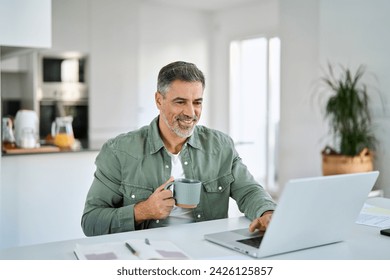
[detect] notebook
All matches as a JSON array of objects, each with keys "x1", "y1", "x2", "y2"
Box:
[
  {"x1": 204, "y1": 171, "x2": 379, "y2": 258},
  {"x1": 74, "y1": 238, "x2": 190, "y2": 260}
]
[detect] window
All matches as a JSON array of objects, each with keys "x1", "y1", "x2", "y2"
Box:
[{"x1": 229, "y1": 37, "x2": 280, "y2": 194}]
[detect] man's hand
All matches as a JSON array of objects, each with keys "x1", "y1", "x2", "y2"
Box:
[
  {"x1": 134, "y1": 177, "x2": 175, "y2": 223},
  {"x1": 248, "y1": 211, "x2": 273, "y2": 232}
]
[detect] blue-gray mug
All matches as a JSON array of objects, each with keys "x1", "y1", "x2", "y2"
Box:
[{"x1": 164, "y1": 178, "x2": 202, "y2": 208}]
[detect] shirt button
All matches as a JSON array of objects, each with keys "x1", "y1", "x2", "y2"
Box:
[
  {"x1": 218, "y1": 186, "x2": 222, "y2": 191},
  {"x1": 156, "y1": 220, "x2": 160, "y2": 223},
  {"x1": 184, "y1": 161, "x2": 188, "y2": 165},
  {"x1": 165, "y1": 165, "x2": 169, "y2": 169},
  {"x1": 131, "y1": 194, "x2": 135, "y2": 199},
  {"x1": 197, "y1": 214, "x2": 201, "y2": 219}
]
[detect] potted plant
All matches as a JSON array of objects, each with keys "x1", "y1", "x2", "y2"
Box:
[{"x1": 317, "y1": 64, "x2": 381, "y2": 175}]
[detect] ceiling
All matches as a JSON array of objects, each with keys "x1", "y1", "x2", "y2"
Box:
[
  {"x1": 148, "y1": 0, "x2": 258, "y2": 11},
  {"x1": 1, "y1": 0, "x2": 258, "y2": 57}
]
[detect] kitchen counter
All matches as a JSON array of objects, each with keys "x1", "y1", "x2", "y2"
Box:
[
  {"x1": 3, "y1": 145, "x2": 61, "y2": 155},
  {"x1": 1, "y1": 149, "x2": 100, "y2": 249},
  {"x1": 2, "y1": 140, "x2": 102, "y2": 156},
  {"x1": 1, "y1": 145, "x2": 100, "y2": 156},
  {"x1": 1, "y1": 146, "x2": 100, "y2": 157}
]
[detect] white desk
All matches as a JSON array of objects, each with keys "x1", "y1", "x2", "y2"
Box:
[{"x1": 0, "y1": 197, "x2": 389, "y2": 260}]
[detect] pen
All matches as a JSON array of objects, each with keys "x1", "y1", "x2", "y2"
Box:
[{"x1": 125, "y1": 242, "x2": 139, "y2": 257}]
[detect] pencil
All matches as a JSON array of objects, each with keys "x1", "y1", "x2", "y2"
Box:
[{"x1": 125, "y1": 242, "x2": 139, "y2": 257}]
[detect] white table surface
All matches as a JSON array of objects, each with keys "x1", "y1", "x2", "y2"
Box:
[{"x1": 0, "y1": 197, "x2": 389, "y2": 260}]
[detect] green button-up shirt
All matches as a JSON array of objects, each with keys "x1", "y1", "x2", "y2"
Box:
[{"x1": 81, "y1": 116, "x2": 276, "y2": 236}]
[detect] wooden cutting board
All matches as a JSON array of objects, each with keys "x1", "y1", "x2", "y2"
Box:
[{"x1": 3, "y1": 146, "x2": 61, "y2": 154}]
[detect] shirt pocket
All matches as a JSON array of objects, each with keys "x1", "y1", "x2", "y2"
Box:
[
  {"x1": 121, "y1": 183, "x2": 153, "y2": 206},
  {"x1": 203, "y1": 173, "x2": 234, "y2": 193},
  {"x1": 201, "y1": 173, "x2": 234, "y2": 219}
]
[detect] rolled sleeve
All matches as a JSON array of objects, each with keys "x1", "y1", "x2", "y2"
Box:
[
  {"x1": 81, "y1": 141, "x2": 137, "y2": 236},
  {"x1": 230, "y1": 148, "x2": 277, "y2": 221}
]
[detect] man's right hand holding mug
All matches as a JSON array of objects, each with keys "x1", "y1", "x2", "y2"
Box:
[{"x1": 134, "y1": 177, "x2": 175, "y2": 224}]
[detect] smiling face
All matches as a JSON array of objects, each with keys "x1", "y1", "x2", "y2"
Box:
[{"x1": 156, "y1": 80, "x2": 203, "y2": 141}]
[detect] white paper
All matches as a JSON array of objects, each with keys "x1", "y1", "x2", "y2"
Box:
[
  {"x1": 356, "y1": 203, "x2": 390, "y2": 228},
  {"x1": 74, "y1": 239, "x2": 190, "y2": 260}
]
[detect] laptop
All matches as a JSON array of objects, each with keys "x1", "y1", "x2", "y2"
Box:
[{"x1": 204, "y1": 171, "x2": 379, "y2": 258}]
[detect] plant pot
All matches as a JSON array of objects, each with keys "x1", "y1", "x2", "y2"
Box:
[{"x1": 321, "y1": 147, "x2": 374, "y2": 176}]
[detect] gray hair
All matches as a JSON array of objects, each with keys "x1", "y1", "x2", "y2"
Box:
[{"x1": 157, "y1": 61, "x2": 205, "y2": 96}]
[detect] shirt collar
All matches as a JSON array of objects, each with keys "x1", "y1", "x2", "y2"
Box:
[{"x1": 148, "y1": 115, "x2": 202, "y2": 154}]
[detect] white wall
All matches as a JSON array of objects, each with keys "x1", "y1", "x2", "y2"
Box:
[
  {"x1": 318, "y1": 0, "x2": 390, "y2": 196},
  {"x1": 277, "y1": 0, "x2": 390, "y2": 196},
  {"x1": 278, "y1": 0, "x2": 323, "y2": 191},
  {"x1": 209, "y1": 0, "x2": 279, "y2": 133},
  {"x1": 137, "y1": 2, "x2": 210, "y2": 127},
  {"x1": 0, "y1": 0, "x2": 51, "y2": 48},
  {"x1": 88, "y1": 0, "x2": 140, "y2": 145},
  {"x1": 51, "y1": 0, "x2": 89, "y2": 53}
]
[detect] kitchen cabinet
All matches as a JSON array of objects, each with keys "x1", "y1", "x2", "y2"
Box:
[
  {"x1": 0, "y1": 0, "x2": 51, "y2": 49},
  {"x1": 51, "y1": 0, "x2": 89, "y2": 52},
  {"x1": 0, "y1": 55, "x2": 28, "y2": 73},
  {"x1": 0, "y1": 151, "x2": 98, "y2": 249}
]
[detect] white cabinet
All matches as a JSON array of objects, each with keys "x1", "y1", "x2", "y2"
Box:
[
  {"x1": 88, "y1": 0, "x2": 140, "y2": 145},
  {"x1": 51, "y1": 0, "x2": 89, "y2": 52},
  {"x1": 0, "y1": 151, "x2": 98, "y2": 249},
  {"x1": 0, "y1": 55, "x2": 28, "y2": 73},
  {"x1": 0, "y1": 0, "x2": 51, "y2": 48}
]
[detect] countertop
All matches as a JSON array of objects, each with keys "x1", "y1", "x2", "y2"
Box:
[{"x1": 2, "y1": 143, "x2": 101, "y2": 156}]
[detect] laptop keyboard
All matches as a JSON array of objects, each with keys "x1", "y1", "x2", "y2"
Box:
[{"x1": 237, "y1": 236, "x2": 264, "y2": 248}]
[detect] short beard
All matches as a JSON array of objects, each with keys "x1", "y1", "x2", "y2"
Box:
[{"x1": 161, "y1": 112, "x2": 198, "y2": 138}]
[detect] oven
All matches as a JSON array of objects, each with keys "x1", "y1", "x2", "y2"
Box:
[{"x1": 38, "y1": 52, "x2": 89, "y2": 148}]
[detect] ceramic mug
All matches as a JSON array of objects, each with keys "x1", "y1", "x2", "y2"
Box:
[{"x1": 164, "y1": 178, "x2": 202, "y2": 208}]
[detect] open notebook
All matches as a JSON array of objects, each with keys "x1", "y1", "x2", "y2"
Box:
[{"x1": 74, "y1": 238, "x2": 190, "y2": 260}]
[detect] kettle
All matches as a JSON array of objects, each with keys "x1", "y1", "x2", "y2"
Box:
[
  {"x1": 2, "y1": 117, "x2": 16, "y2": 149},
  {"x1": 14, "y1": 110, "x2": 39, "y2": 149},
  {"x1": 51, "y1": 116, "x2": 75, "y2": 149}
]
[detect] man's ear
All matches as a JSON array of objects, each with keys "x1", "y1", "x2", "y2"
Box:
[{"x1": 155, "y1": 92, "x2": 163, "y2": 109}]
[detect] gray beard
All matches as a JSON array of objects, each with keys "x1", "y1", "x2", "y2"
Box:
[{"x1": 160, "y1": 112, "x2": 196, "y2": 138}]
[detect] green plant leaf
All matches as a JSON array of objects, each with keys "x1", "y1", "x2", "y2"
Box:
[{"x1": 319, "y1": 63, "x2": 377, "y2": 156}]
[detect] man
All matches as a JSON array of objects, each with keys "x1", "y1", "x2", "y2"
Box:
[{"x1": 81, "y1": 61, "x2": 276, "y2": 236}]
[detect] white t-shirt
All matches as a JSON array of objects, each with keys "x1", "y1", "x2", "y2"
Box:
[{"x1": 166, "y1": 149, "x2": 195, "y2": 225}]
